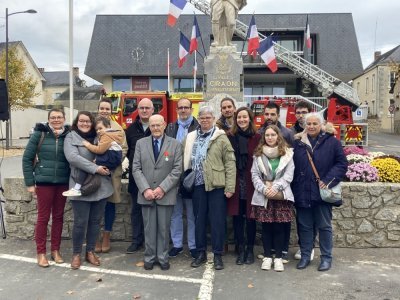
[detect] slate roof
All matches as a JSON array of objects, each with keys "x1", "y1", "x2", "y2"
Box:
[
  {"x1": 42, "y1": 71, "x2": 70, "y2": 87},
  {"x1": 85, "y1": 13, "x2": 363, "y2": 83},
  {"x1": 364, "y1": 45, "x2": 400, "y2": 72}
]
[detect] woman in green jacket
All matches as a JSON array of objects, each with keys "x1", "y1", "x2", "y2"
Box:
[
  {"x1": 183, "y1": 106, "x2": 236, "y2": 271},
  {"x1": 22, "y1": 108, "x2": 70, "y2": 268}
]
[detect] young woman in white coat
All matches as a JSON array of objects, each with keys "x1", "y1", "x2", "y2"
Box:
[{"x1": 251, "y1": 125, "x2": 295, "y2": 272}]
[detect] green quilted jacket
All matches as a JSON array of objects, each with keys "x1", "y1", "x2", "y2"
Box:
[{"x1": 22, "y1": 123, "x2": 70, "y2": 186}]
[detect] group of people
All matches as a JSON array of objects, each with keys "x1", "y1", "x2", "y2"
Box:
[{"x1": 22, "y1": 96, "x2": 347, "y2": 273}]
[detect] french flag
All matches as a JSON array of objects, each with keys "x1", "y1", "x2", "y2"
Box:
[
  {"x1": 246, "y1": 15, "x2": 259, "y2": 58},
  {"x1": 305, "y1": 16, "x2": 311, "y2": 49},
  {"x1": 258, "y1": 37, "x2": 278, "y2": 73},
  {"x1": 167, "y1": 0, "x2": 187, "y2": 27},
  {"x1": 189, "y1": 15, "x2": 201, "y2": 54},
  {"x1": 178, "y1": 31, "x2": 190, "y2": 68}
]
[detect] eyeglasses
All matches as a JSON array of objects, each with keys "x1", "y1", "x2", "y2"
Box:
[
  {"x1": 295, "y1": 111, "x2": 309, "y2": 115},
  {"x1": 49, "y1": 116, "x2": 64, "y2": 120},
  {"x1": 78, "y1": 119, "x2": 92, "y2": 124},
  {"x1": 138, "y1": 106, "x2": 152, "y2": 111},
  {"x1": 177, "y1": 106, "x2": 191, "y2": 110},
  {"x1": 199, "y1": 116, "x2": 213, "y2": 121}
]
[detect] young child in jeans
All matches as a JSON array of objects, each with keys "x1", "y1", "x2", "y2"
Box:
[{"x1": 63, "y1": 116, "x2": 123, "y2": 197}]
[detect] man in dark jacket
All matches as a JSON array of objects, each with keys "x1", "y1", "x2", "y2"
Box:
[
  {"x1": 258, "y1": 102, "x2": 294, "y2": 146},
  {"x1": 165, "y1": 98, "x2": 199, "y2": 258},
  {"x1": 290, "y1": 100, "x2": 313, "y2": 134},
  {"x1": 125, "y1": 98, "x2": 153, "y2": 253}
]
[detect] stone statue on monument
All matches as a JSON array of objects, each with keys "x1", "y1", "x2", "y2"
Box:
[{"x1": 210, "y1": 0, "x2": 247, "y2": 47}]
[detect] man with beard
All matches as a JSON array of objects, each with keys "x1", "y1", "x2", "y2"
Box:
[{"x1": 216, "y1": 98, "x2": 236, "y2": 132}]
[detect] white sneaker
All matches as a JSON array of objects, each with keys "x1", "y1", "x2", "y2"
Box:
[
  {"x1": 294, "y1": 249, "x2": 301, "y2": 260},
  {"x1": 274, "y1": 258, "x2": 284, "y2": 272},
  {"x1": 294, "y1": 249, "x2": 315, "y2": 261},
  {"x1": 261, "y1": 257, "x2": 272, "y2": 270},
  {"x1": 62, "y1": 188, "x2": 82, "y2": 197}
]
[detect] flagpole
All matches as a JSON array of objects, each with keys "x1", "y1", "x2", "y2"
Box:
[
  {"x1": 194, "y1": 51, "x2": 197, "y2": 93},
  {"x1": 167, "y1": 48, "x2": 171, "y2": 93}
]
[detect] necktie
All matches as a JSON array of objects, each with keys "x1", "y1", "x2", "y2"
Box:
[{"x1": 153, "y1": 139, "x2": 159, "y2": 161}]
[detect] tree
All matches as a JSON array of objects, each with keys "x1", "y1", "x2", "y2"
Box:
[{"x1": 0, "y1": 46, "x2": 40, "y2": 110}]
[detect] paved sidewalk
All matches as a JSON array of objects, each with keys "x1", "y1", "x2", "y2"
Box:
[{"x1": 0, "y1": 238, "x2": 399, "y2": 300}]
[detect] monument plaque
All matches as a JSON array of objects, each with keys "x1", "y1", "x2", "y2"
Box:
[{"x1": 203, "y1": 46, "x2": 244, "y2": 102}]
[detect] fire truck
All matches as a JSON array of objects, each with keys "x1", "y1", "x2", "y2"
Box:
[
  {"x1": 250, "y1": 95, "x2": 368, "y2": 146},
  {"x1": 106, "y1": 91, "x2": 203, "y2": 129}
]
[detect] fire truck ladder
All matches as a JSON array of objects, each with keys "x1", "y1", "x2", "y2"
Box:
[{"x1": 187, "y1": 0, "x2": 360, "y2": 109}]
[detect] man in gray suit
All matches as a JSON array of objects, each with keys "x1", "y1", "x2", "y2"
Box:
[{"x1": 132, "y1": 115, "x2": 183, "y2": 271}]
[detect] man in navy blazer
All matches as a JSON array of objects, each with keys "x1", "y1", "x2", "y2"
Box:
[{"x1": 132, "y1": 115, "x2": 183, "y2": 270}]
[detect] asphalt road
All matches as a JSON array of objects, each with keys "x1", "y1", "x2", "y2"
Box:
[{"x1": 0, "y1": 239, "x2": 399, "y2": 300}]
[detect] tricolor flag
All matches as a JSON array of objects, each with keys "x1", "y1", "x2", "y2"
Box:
[
  {"x1": 246, "y1": 15, "x2": 260, "y2": 58},
  {"x1": 258, "y1": 37, "x2": 278, "y2": 73},
  {"x1": 305, "y1": 16, "x2": 311, "y2": 49},
  {"x1": 189, "y1": 15, "x2": 201, "y2": 54},
  {"x1": 178, "y1": 31, "x2": 190, "y2": 68},
  {"x1": 167, "y1": 0, "x2": 187, "y2": 27}
]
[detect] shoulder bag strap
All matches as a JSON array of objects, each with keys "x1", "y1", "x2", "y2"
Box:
[
  {"x1": 306, "y1": 150, "x2": 320, "y2": 182},
  {"x1": 33, "y1": 132, "x2": 45, "y2": 168}
]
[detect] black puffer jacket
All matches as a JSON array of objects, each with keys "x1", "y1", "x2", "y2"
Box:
[{"x1": 22, "y1": 123, "x2": 70, "y2": 186}]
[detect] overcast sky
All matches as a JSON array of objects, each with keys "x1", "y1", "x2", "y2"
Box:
[{"x1": 1, "y1": 0, "x2": 399, "y2": 86}]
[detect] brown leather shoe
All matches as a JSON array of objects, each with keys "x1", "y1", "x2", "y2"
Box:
[
  {"x1": 71, "y1": 254, "x2": 81, "y2": 270},
  {"x1": 85, "y1": 251, "x2": 100, "y2": 266},
  {"x1": 95, "y1": 239, "x2": 102, "y2": 253},
  {"x1": 51, "y1": 250, "x2": 64, "y2": 264},
  {"x1": 101, "y1": 231, "x2": 111, "y2": 253},
  {"x1": 37, "y1": 254, "x2": 49, "y2": 268}
]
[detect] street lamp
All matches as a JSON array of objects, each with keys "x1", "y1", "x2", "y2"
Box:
[{"x1": 5, "y1": 8, "x2": 37, "y2": 150}]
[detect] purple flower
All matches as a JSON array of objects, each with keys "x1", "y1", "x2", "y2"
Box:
[{"x1": 345, "y1": 162, "x2": 379, "y2": 182}]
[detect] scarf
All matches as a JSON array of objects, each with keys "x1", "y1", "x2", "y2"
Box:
[
  {"x1": 176, "y1": 116, "x2": 193, "y2": 143},
  {"x1": 192, "y1": 126, "x2": 215, "y2": 171},
  {"x1": 234, "y1": 127, "x2": 253, "y2": 171},
  {"x1": 48, "y1": 124, "x2": 65, "y2": 137},
  {"x1": 73, "y1": 127, "x2": 97, "y2": 143},
  {"x1": 262, "y1": 145, "x2": 279, "y2": 159},
  {"x1": 216, "y1": 116, "x2": 232, "y2": 131},
  {"x1": 293, "y1": 121, "x2": 304, "y2": 134}
]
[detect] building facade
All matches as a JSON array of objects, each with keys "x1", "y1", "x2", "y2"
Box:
[
  {"x1": 353, "y1": 46, "x2": 400, "y2": 132},
  {"x1": 85, "y1": 13, "x2": 363, "y2": 103}
]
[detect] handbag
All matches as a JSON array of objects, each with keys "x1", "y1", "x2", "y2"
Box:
[
  {"x1": 306, "y1": 151, "x2": 343, "y2": 204},
  {"x1": 80, "y1": 174, "x2": 102, "y2": 196},
  {"x1": 182, "y1": 169, "x2": 195, "y2": 194}
]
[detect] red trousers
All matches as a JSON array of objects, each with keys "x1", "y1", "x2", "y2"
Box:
[{"x1": 35, "y1": 185, "x2": 68, "y2": 254}]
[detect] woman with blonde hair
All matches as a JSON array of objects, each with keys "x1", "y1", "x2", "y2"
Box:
[{"x1": 251, "y1": 125, "x2": 295, "y2": 272}]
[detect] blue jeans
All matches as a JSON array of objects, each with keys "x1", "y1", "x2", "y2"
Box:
[
  {"x1": 104, "y1": 202, "x2": 115, "y2": 232},
  {"x1": 296, "y1": 203, "x2": 333, "y2": 262},
  {"x1": 192, "y1": 185, "x2": 226, "y2": 255},
  {"x1": 170, "y1": 193, "x2": 196, "y2": 249},
  {"x1": 71, "y1": 198, "x2": 107, "y2": 254}
]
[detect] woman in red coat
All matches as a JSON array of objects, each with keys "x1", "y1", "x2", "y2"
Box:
[{"x1": 228, "y1": 107, "x2": 261, "y2": 265}]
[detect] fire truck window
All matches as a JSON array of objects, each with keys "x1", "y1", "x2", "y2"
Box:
[
  {"x1": 251, "y1": 104, "x2": 265, "y2": 116},
  {"x1": 124, "y1": 98, "x2": 137, "y2": 115},
  {"x1": 109, "y1": 96, "x2": 119, "y2": 113},
  {"x1": 151, "y1": 98, "x2": 163, "y2": 113}
]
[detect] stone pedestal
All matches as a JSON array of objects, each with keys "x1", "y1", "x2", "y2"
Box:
[{"x1": 203, "y1": 46, "x2": 244, "y2": 103}]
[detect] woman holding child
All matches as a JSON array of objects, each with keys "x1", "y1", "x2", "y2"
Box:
[{"x1": 64, "y1": 111, "x2": 114, "y2": 269}]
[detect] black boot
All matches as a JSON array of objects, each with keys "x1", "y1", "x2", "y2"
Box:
[
  {"x1": 214, "y1": 254, "x2": 224, "y2": 270},
  {"x1": 244, "y1": 246, "x2": 254, "y2": 265},
  {"x1": 236, "y1": 245, "x2": 245, "y2": 265},
  {"x1": 191, "y1": 251, "x2": 207, "y2": 268}
]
